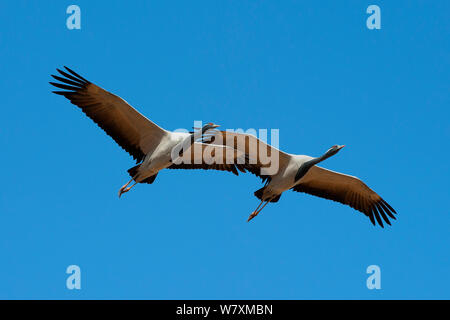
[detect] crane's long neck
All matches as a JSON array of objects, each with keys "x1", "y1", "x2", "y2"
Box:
[
  {"x1": 189, "y1": 132, "x2": 197, "y2": 145},
  {"x1": 190, "y1": 126, "x2": 209, "y2": 144},
  {"x1": 309, "y1": 150, "x2": 335, "y2": 165},
  {"x1": 294, "y1": 150, "x2": 335, "y2": 183},
  {"x1": 177, "y1": 128, "x2": 208, "y2": 158}
]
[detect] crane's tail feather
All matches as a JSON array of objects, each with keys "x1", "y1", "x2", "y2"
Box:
[
  {"x1": 127, "y1": 164, "x2": 140, "y2": 178},
  {"x1": 254, "y1": 187, "x2": 265, "y2": 200},
  {"x1": 140, "y1": 174, "x2": 157, "y2": 184},
  {"x1": 254, "y1": 187, "x2": 282, "y2": 203},
  {"x1": 127, "y1": 165, "x2": 158, "y2": 184}
]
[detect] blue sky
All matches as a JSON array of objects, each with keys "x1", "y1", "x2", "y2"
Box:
[{"x1": 0, "y1": 1, "x2": 449, "y2": 299}]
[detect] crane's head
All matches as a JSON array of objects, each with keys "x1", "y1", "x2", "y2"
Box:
[
  {"x1": 191, "y1": 123, "x2": 220, "y2": 143},
  {"x1": 201, "y1": 122, "x2": 220, "y2": 134},
  {"x1": 294, "y1": 144, "x2": 345, "y2": 182},
  {"x1": 326, "y1": 144, "x2": 345, "y2": 157}
]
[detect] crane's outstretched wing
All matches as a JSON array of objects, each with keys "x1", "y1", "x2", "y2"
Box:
[
  {"x1": 205, "y1": 131, "x2": 292, "y2": 183},
  {"x1": 50, "y1": 66, "x2": 168, "y2": 163},
  {"x1": 168, "y1": 143, "x2": 249, "y2": 175},
  {"x1": 292, "y1": 166, "x2": 397, "y2": 227}
]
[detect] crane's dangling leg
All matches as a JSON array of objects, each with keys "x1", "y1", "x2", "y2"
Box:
[
  {"x1": 247, "y1": 201, "x2": 262, "y2": 221},
  {"x1": 247, "y1": 200, "x2": 270, "y2": 222},
  {"x1": 118, "y1": 178, "x2": 138, "y2": 198}
]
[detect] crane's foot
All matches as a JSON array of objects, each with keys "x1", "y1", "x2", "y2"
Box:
[
  {"x1": 118, "y1": 186, "x2": 131, "y2": 198},
  {"x1": 247, "y1": 211, "x2": 259, "y2": 222},
  {"x1": 118, "y1": 180, "x2": 138, "y2": 198},
  {"x1": 247, "y1": 200, "x2": 270, "y2": 222}
]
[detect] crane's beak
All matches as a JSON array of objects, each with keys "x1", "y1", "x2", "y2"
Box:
[
  {"x1": 338, "y1": 145, "x2": 345, "y2": 150},
  {"x1": 193, "y1": 124, "x2": 220, "y2": 130}
]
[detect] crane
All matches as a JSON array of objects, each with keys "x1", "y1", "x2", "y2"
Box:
[
  {"x1": 50, "y1": 67, "x2": 249, "y2": 197},
  {"x1": 206, "y1": 131, "x2": 397, "y2": 227}
]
